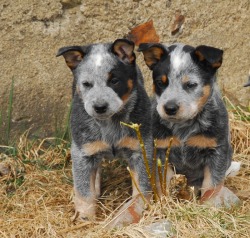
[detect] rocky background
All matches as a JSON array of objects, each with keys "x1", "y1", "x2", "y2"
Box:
[{"x1": 0, "y1": 0, "x2": 249, "y2": 142}]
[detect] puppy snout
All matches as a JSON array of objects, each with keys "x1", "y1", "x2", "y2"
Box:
[
  {"x1": 164, "y1": 101, "x2": 179, "y2": 116},
  {"x1": 94, "y1": 103, "x2": 108, "y2": 114}
]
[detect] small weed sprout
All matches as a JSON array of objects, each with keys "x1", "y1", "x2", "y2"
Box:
[{"x1": 120, "y1": 122, "x2": 173, "y2": 203}]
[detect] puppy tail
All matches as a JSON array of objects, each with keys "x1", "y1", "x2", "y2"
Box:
[{"x1": 225, "y1": 161, "x2": 241, "y2": 177}]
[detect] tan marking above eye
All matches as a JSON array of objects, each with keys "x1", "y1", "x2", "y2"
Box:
[
  {"x1": 82, "y1": 141, "x2": 110, "y2": 156},
  {"x1": 156, "y1": 136, "x2": 181, "y2": 149},
  {"x1": 185, "y1": 135, "x2": 217, "y2": 148},
  {"x1": 161, "y1": 75, "x2": 168, "y2": 84},
  {"x1": 182, "y1": 75, "x2": 190, "y2": 84},
  {"x1": 197, "y1": 85, "x2": 211, "y2": 111},
  {"x1": 116, "y1": 136, "x2": 140, "y2": 151}
]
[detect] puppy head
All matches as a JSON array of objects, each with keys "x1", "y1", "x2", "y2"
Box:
[
  {"x1": 57, "y1": 39, "x2": 137, "y2": 120},
  {"x1": 138, "y1": 43, "x2": 223, "y2": 123}
]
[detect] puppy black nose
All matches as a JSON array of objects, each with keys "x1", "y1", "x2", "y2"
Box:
[
  {"x1": 164, "y1": 102, "x2": 179, "y2": 116},
  {"x1": 94, "y1": 104, "x2": 108, "y2": 114}
]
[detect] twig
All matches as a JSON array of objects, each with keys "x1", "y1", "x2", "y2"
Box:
[
  {"x1": 157, "y1": 159, "x2": 163, "y2": 194},
  {"x1": 120, "y1": 122, "x2": 159, "y2": 201},
  {"x1": 127, "y1": 167, "x2": 149, "y2": 206},
  {"x1": 152, "y1": 140, "x2": 159, "y2": 201},
  {"x1": 120, "y1": 122, "x2": 151, "y2": 179},
  {"x1": 58, "y1": 221, "x2": 93, "y2": 234},
  {"x1": 163, "y1": 137, "x2": 173, "y2": 195}
]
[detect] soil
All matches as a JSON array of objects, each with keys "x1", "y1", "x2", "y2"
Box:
[{"x1": 0, "y1": 0, "x2": 249, "y2": 140}]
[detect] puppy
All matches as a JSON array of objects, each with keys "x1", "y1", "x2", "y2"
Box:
[
  {"x1": 138, "y1": 43, "x2": 240, "y2": 206},
  {"x1": 57, "y1": 39, "x2": 153, "y2": 226}
]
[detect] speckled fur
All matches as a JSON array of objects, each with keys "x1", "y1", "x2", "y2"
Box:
[
  {"x1": 57, "y1": 39, "x2": 153, "y2": 219},
  {"x1": 139, "y1": 43, "x2": 232, "y2": 189}
]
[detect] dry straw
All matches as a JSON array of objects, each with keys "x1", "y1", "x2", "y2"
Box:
[{"x1": 0, "y1": 105, "x2": 249, "y2": 237}]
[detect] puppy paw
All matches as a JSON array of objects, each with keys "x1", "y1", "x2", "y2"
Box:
[
  {"x1": 73, "y1": 195, "x2": 96, "y2": 221},
  {"x1": 201, "y1": 186, "x2": 241, "y2": 208},
  {"x1": 106, "y1": 195, "x2": 149, "y2": 229}
]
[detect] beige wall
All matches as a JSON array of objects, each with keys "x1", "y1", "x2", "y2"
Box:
[{"x1": 0, "y1": 0, "x2": 249, "y2": 141}]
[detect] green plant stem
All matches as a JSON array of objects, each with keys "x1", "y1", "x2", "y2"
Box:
[{"x1": 163, "y1": 137, "x2": 173, "y2": 195}]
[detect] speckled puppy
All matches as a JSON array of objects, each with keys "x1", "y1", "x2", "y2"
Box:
[
  {"x1": 57, "y1": 39, "x2": 152, "y2": 226},
  {"x1": 138, "y1": 43, "x2": 240, "y2": 206}
]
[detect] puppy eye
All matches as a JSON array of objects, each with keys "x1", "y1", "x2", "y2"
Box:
[
  {"x1": 156, "y1": 81, "x2": 165, "y2": 88},
  {"x1": 186, "y1": 82, "x2": 198, "y2": 89},
  {"x1": 110, "y1": 78, "x2": 119, "y2": 85},
  {"x1": 83, "y1": 82, "x2": 93, "y2": 88},
  {"x1": 156, "y1": 79, "x2": 168, "y2": 89}
]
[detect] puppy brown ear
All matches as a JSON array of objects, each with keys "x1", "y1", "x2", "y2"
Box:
[
  {"x1": 138, "y1": 43, "x2": 168, "y2": 70},
  {"x1": 193, "y1": 45, "x2": 223, "y2": 69},
  {"x1": 56, "y1": 46, "x2": 85, "y2": 70},
  {"x1": 112, "y1": 39, "x2": 135, "y2": 64}
]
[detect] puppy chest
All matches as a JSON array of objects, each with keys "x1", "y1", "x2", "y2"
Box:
[
  {"x1": 82, "y1": 132, "x2": 140, "y2": 160},
  {"x1": 157, "y1": 135, "x2": 218, "y2": 167},
  {"x1": 99, "y1": 123, "x2": 124, "y2": 144},
  {"x1": 170, "y1": 146, "x2": 216, "y2": 169}
]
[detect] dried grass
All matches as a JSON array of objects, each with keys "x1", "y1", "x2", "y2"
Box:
[{"x1": 0, "y1": 107, "x2": 249, "y2": 238}]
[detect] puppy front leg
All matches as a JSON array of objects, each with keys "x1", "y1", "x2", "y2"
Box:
[
  {"x1": 200, "y1": 166, "x2": 223, "y2": 199},
  {"x1": 107, "y1": 153, "x2": 151, "y2": 228},
  {"x1": 130, "y1": 152, "x2": 151, "y2": 197},
  {"x1": 72, "y1": 154, "x2": 99, "y2": 221},
  {"x1": 95, "y1": 166, "x2": 101, "y2": 198},
  {"x1": 200, "y1": 166, "x2": 240, "y2": 207}
]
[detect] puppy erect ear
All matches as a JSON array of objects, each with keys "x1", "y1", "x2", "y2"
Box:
[
  {"x1": 56, "y1": 46, "x2": 85, "y2": 70},
  {"x1": 112, "y1": 39, "x2": 135, "y2": 64},
  {"x1": 138, "y1": 43, "x2": 168, "y2": 70},
  {"x1": 192, "y1": 45, "x2": 223, "y2": 70}
]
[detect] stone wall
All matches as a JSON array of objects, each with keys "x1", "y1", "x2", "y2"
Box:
[{"x1": 0, "y1": 0, "x2": 249, "y2": 141}]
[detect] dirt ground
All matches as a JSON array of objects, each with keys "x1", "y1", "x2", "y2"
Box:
[
  {"x1": 0, "y1": 109, "x2": 249, "y2": 237},
  {"x1": 0, "y1": 0, "x2": 249, "y2": 141}
]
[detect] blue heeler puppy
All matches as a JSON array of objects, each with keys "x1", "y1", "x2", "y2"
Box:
[
  {"x1": 57, "y1": 39, "x2": 153, "y2": 226},
  {"x1": 138, "y1": 43, "x2": 240, "y2": 206}
]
